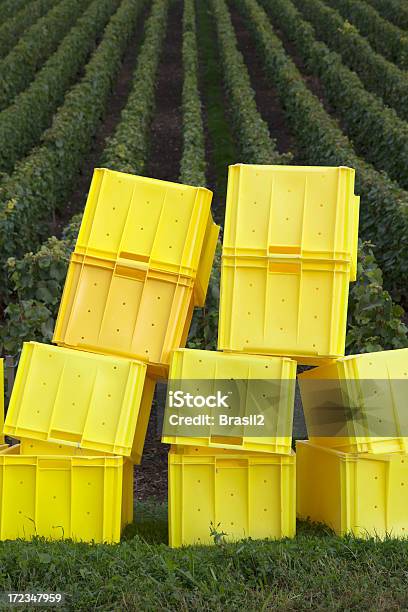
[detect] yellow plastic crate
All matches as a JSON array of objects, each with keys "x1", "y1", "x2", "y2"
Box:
[
  {"x1": 169, "y1": 445, "x2": 296, "y2": 547},
  {"x1": 3, "y1": 342, "x2": 155, "y2": 461},
  {"x1": 53, "y1": 253, "x2": 195, "y2": 378},
  {"x1": 223, "y1": 164, "x2": 359, "y2": 274},
  {"x1": 297, "y1": 440, "x2": 408, "y2": 538},
  {"x1": 18, "y1": 439, "x2": 134, "y2": 528},
  {"x1": 162, "y1": 349, "x2": 296, "y2": 454},
  {"x1": 74, "y1": 167, "x2": 218, "y2": 293},
  {"x1": 53, "y1": 168, "x2": 220, "y2": 373},
  {"x1": 0, "y1": 444, "x2": 130, "y2": 542},
  {"x1": 218, "y1": 164, "x2": 359, "y2": 363},
  {"x1": 219, "y1": 256, "x2": 351, "y2": 363},
  {"x1": 298, "y1": 348, "x2": 408, "y2": 454}
]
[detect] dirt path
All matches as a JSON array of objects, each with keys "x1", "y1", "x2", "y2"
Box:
[
  {"x1": 145, "y1": 0, "x2": 183, "y2": 182},
  {"x1": 195, "y1": 0, "x2": 237, "y2": 223},
  {"x1": 228, "y1": 4, "x2": 296, "y2": 158},
  {"x1": 135, "y1": 400, "x2": 169, "y2": 502},
  {"x1": 230, "y1": 4, "x2": 295, "y2": 153},
  {"x1": 53, "y1": 4, "x2": 150, "y2": 233},
  {"x1": 272, "y1": 25, "x2": 334, "y2": 116}
]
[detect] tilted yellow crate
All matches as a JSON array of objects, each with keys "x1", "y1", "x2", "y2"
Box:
[
  {"x1": 218, "y1": 164, "x2": 359, "y2": 364},
  {"x1": 74, "y1": 168, "x2": 216, "y2": 280},
  {"x1": 3, "y1": 342, "x2": 155, "y2": 461},
  {"x1": 162, "y1": 348, "x2": 296, "y2": 454},
  {"x1": 297, "y1": 440, "x2": 408, "y2": 538},
  {"x1": 53, "y1": 252, "x2": 195, "y2": 378},
  {"x1": 169, "y1": 445, "x2": 296, "y2": 547},
  {"x1": 0, "y1": 445, "x2": 131, "y2": 542},
  {"x1": 298, "y1": 348, "x2": 408, "y2": 454},
  {"x1": 53, "y1": 169, "x2": 219, "y2": 375}
]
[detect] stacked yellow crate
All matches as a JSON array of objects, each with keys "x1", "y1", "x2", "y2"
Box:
[
  {"x1": 214, "y1": 164, "x2": 408, "y2": 539},
  {"x1": 53, "y1": 168, "x2": 219, "y2": 377},
  {"x1": 297, "y1": 348, "x2": 408, "y2": 537},
  {"x1": 165, "y1": 163, "x2": 360, "y2": 547},
  {"x1": 218, "y1": 164, "x2": 359, "y2": 362},
  {"x1": 163, "y1": 349, "x2": 297, "y2": 546},
  {"x1": 1, "y1": 168, "x2": 219, "y2": 543}
]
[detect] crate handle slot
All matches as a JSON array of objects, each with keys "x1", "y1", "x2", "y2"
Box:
[
  {"x1": 216, "y1": 459, "x2": 248, "y2": 468},
  {"x1": 210, "y1": 436, "x2": 243, "y2": 446},
  {"x1": 119, "y1": 251, "x2": 150, "y2": 263},
  {"x1": 268, "y1": 261, "x2": 301, "y2": 274},
  {"x1": 268, "y1": 245, "x2": 301, "y2": 255}
]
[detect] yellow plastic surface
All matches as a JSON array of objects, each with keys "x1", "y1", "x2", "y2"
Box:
[
  {"x1": 76, "y1": 168, "x2": 214, "y2": 277},
  {"x1": 53, "y1": 169, "x2": 220, "y2": 372},
  {"x1": 298, "y1": 348, "x2": 408, "y2": 454},
  {"x1": 20, "y1": 438, "x2": 104, "y2": 455},
  {"x1": 0, "y1": 359, "x2": 3, "y2": 444},
  {"x1": 53, "y1": 252, "x2": 195, "y2": 377},
  {"x1": 194, "y1": 216, "x2": 220, "y2": 307},
  {"x1": 297, "y1": 440, "x2": 408, "y2": 538},
  {"x1": 0, "y1": 445, "x2": 129, "y2": 542},
  {"x1": 4, "y1": 342, "x2": 155, "y2": 460},
  {"x1": 350, "y1": 195, "x2": 360, "y2": 282},
  {"x1": 218, "y1": 164, "x2": 359, "y2": 362},
  {"x1": 223, "y1": 164, "x2": 358, "y2": 266},
  {"x1": 130, "y1": 375, "x2": 156, "y2": 463},
  {"x1": 219, "y1": 256, "x2": 351, "y2": 362},
  {"x1": 18, "y1": 439, "x2": 134, "y2": 527},
  {"x1": 19, "y1": 439, "x2": 134, "y2": 528},
  {"x1": 162, "y1": 349, "x2": 296, "y2": 454},
  {"x1": 168, "y1": 445, "x2": 296, "y2": 547}
]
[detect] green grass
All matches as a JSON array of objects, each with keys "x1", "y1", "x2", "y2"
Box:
[{"x1": 1, "y1": 500, "x2": 408, "y2": 611}]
